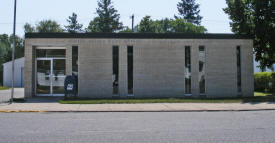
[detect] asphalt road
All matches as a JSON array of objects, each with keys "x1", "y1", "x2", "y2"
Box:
[{"x1": 0, "y1": 111, "x2": 275, "y2": 143}]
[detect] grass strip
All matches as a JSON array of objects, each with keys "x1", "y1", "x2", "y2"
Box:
[
  {"x1": 59, "y1": 92, "x2": 275, "y2": 104},
  {"x1": 0, "y1": 86, "x2": 9, "y2": 90}
]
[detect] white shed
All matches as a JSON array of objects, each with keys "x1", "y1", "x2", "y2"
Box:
[{"x1": 3, "y1": 57, "x2": 24, "y2": 87}]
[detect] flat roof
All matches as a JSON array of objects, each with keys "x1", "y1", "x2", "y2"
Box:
[{"x1": 25, "y1": 33, "x2": 251, "y2": 39}]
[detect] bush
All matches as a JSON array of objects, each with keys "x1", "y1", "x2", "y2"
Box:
[
  {"x1": 272, "y1": 73, "x2": 275, "y2": 93},
  {"x1": 254, "y1": 72, "x2": 275, "y2": 93}
]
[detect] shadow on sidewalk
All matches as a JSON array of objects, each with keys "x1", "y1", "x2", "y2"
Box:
[{"x1": 16, "y1": 97, "x2": 63, "y2": 103}]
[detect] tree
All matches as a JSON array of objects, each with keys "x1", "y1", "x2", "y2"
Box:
[
  {"x1": 224, "y1": 0, "x2": 275, "y2": 71},
  {"x1": 119, "y1": 26, "x2": 133, "y2": 33},
  {"x1": 24, "y1": 23, "x2": 35, "y2": 33},
  {"x1": 87, "y1": 0, "x2": 123, "y2": 32},
  {"x1": 0, "y1": 34, "x2": 24, "y2": 85},
  {"x1": 24, "y1": 20, "x2": 64, "y2": 33},
  {"x1": 137, "y1": 16, "x2": 207, "y2": 33},
  {"x1": 86, "y1": 17, "x2": 101, "y2": 32},
  {"x1": 171, "y1": 19, "x2": 206, "y2": 33},
  {"x1": 36, "y1": 20, "x2": 64, "y2": 33},
  {"x1": 138, "y1": 16, "x2": 156, "y2": 33},
  {"x1": 175, "y1": 0, "x2": 203, "y2": 25},
  {"x1": 65, "y1": 13, "x2": 83, "y2": 33}
]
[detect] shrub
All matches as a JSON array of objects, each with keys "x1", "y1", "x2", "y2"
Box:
[
  {"x1": 254, "y1": 72, "x2": 275, "y2": 92},
  {"x1": 272, "y1": 73, "x2": 275, "y2": 93}
]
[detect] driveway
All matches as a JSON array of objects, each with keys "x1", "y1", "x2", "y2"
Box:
[{"x1": 0, "y1": 88, "x2": 24, "y2": 102}]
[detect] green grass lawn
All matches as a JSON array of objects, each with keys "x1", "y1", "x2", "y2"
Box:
[
  {"x1": 59, "y1": 92, "x2": 275, "y2": 104},
  {"x1": 0, "y1": 86, "x2": 9, "y2": 90}
]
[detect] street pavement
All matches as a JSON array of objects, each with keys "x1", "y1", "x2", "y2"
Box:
[{"x1": 0, "y1": 111, "x2": 275, "y2": 143}]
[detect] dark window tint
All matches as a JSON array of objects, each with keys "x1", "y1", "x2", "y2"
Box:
[
  {"x1": 113, "y1": 46, "x2": 119, "y2": 95},
  {"x1": 127, "y1": 46, "x2": 133, "y2": 95},
  {"x1": 72, "y1": 46, "x2": 78, "y2": 76},
  {"x1": 199, "y1": 46, "x2": 205, "y2": 94},
  {"x1": 237, "y1": 46, "x2": 242, "y2": 93},
  {"x1": 185, "y1": 46, "x2": 191, "y2": 94},
  {"x1": 36, "y1": 49, "x2": 65, "y2": 58}
]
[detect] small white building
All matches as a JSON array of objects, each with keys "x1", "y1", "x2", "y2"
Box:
[{"x1": 3, "y1": 57, "x2": 24, "y2": 87}]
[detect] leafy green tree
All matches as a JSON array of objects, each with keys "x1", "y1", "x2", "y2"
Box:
[
  {"x1": 119, "y1": 26, "x2": 133, "y2": 33},
  {"x1": 0, "y1": 34, "x2": 24, "y2": 85},
  {"x1": 87, "y1": 0, "x2": 123, "y2": 32},
  {"x1": 171, "y1": 19, "x2": 206, "y2": 33},
  {"x1": 24, "y1": 23, "x2": 35, "y2": 33},
  {"x1": 137, "y1": 16, "x2": 206, "y2": 33},
  {"x1": 65, "y1": 13, "x2": 83, "y2": 33},
  {"x1": 138, "y1": 16, "x2": 156, "y2": 33},
  {"x1": 175, "y1": 0, "x2": 203, "y2": 25},
  {"x1": 36, "y1": 20, "x2": 64, "y2": 32},
  {"x1": 86, "y1": 17, "x2": 101, "y2": 32},
  {"x1": 24, "y1": 20, "x2": 64, "y2": 33},
  {"x1": 224, "y1": 0, "x2": 275, "y2": 71}
]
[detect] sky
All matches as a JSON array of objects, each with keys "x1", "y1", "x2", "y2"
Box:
[{"x1": 0, "y1": 0, "x2": 232, "y2": 37}]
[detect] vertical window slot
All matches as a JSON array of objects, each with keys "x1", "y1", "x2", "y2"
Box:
[
  {"x1": 185, "y1": 46, "x2": 191, "y2": 94},
  {"x1": 199, "y1": 46, "x2": 205, "y2": 94},
  {"x1": 113, "y1": 46, "x2": 119, "y2": 95},
  {"x1": 127, "y1": 46, "x2": 133, "y2": 95}
]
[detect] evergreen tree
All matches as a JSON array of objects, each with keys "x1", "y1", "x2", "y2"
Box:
[
  {"x1": 87, "y1": 0, "x2": 123, "y2": 32},
  {"x1": 175, "y1": 0, "x2": 203, "y2": 25},
  {"x1": 65, "y1": 13, "x2": 83, "y2": 33}
]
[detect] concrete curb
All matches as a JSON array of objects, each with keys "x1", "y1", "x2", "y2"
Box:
[{"x1": 1, "y1": 109, "x2": 275, "y2": 113}]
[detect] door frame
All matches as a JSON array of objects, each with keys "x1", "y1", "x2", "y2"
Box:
[{"x1": 35, "y1": 57, "x2": 66, "y2": 97}]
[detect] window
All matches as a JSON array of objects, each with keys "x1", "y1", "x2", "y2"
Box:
[
  {"x1": 72, "y1": 46, "x2": 78, "y2": 76},
  {"x1": 185, "y1": 46, "x2": 191, "y2": 94},
  {"x1": 36, "y1": 49, "x2": 65, "y2": 58},
  {"x1": 127, "y1": 46, "x2": 133, "y2": 95},
  {"x1": 237, "y1": 46, "x2": 242, "y2": 93},
  {"x1": 113, "y1": 46, "x2": 119, "y2": 95},
  {"x1": 199, "y1": 46, "x2": 205, "y2": 94}
]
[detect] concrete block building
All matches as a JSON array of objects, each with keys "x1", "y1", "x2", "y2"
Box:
[{"x1": 24, "y1": 33, "x2": 254, "y2": 98}]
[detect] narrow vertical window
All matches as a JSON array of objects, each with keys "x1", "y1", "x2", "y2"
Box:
[
  {"x1": 185, "y1": 46, "x2": 191, "y2": 94},
  {"x1": 237, "y1": 46, "x2": 242, "y2": 93},
  {"x1": 113, "y1": 46, "x2": 119, "y2": 95},
  {"x1": 127, "y1": 46, "x2": 133, "y2": 95},
  {"x1": 72, "y1": 46, "x2": 78, "y2": 76},
  {"x1": 199, "y1": 46, "x2": 205, "y2": 94}
]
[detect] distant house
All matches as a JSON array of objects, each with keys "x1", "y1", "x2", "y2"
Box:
[{"x1": 3, "y1": 57, "x2": 24, "y2": 87}]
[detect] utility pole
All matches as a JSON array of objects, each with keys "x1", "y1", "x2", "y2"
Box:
[
  {"x1": 10, "y1": 0, "x2": 17, "y2": 103},
  {"x1": 130, "y1": 14, "x2": 134, "y2": 32}
]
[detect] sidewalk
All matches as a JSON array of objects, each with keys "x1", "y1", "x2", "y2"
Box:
[{"x1": 1, "y1": 98, "x2": 275, "y2": 112}]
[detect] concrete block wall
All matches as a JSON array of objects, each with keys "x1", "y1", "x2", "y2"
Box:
[{"x1": 24, "y1": 38, "x2": 254, "y2": 98}]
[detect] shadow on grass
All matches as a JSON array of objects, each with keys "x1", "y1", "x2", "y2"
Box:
[
  {"x1": 59, "y1": 94, "x2": 275, "y2": 104},
  {"x1": 241, "y1": 95, "x2": 275, "y2": 104}
]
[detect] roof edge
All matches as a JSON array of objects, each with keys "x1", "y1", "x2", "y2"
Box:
[{"x1": 25, "y1": 33, "x2": 252, "y2": 39}]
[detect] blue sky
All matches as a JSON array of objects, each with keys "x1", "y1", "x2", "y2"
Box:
[{"x1": 0, "y1": 0, "x2": 232, "y2": 36}]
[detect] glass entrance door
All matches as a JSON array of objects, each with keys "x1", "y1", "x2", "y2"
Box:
[
  {"x1": 36, "y1": 60, "x2": 51, "y2": 95},
  {"x1": 52, "y1": 59, "x2": 66, "y2": 95},
  {"x1": 36, "y1": 58, "x2": 66, "y2": 96}
]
